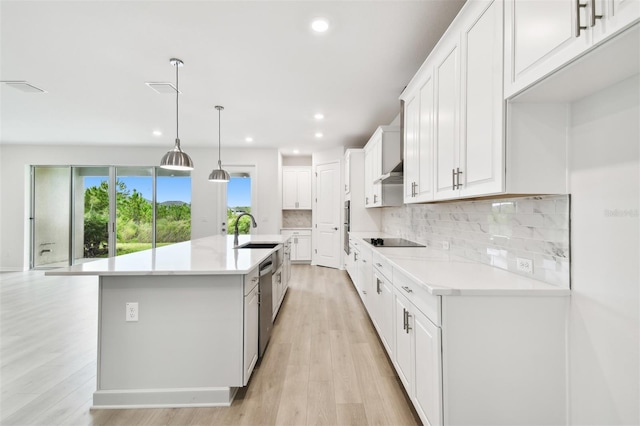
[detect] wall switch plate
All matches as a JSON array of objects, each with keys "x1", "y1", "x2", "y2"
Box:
[
  {"x1": 442, "y1": 241, "x2": 450, "y2": 250},
  {"x1": 126, "y1": 302, "x2": 139, "y2": 322},
  {"x1": 516, "y1": 258, "x2": 534, "y2": 274}
]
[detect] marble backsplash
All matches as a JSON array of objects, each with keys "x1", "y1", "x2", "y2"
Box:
[
  {"x1": 282, "y1": 210, "x2": 312, "y2": 228},
  {"x1": 380, "y1": 195, "x2": 570, "y2": 288}
]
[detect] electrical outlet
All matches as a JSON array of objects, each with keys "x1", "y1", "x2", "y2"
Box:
[
  {"x1": 126, "y1": 302, "x2": 139, "y2": 322},
  {"x1": 442, "y1": 241, "x2": 450, "y2": 250},
  {"x1": 516, "y1": 257, "x2": 533, "y2": 274}
]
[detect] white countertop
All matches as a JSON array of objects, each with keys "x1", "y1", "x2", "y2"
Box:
[
  {"x1": 349, "y1": 232, "x2": 569, "y2": 297},
  {"x1": 45, "y1": 235, "x2": 288, "y2": 276}
]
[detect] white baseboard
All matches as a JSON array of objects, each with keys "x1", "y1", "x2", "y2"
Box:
[{"x1": 93, "y1": 387, "x2": 238, "y2": 409}]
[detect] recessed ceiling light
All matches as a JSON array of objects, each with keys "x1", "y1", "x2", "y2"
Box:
[
  {"x1": 315, "y1": 132, "x2": 323, "y2": 138},
  {"x1": 292, "y1": 149, "x2": 300, "y2": 154},
  {"x1": 153, "y1": 130, "x2": 162, "y2": 136},
  {"x1": 245, "y1": 137, "x2": 253, "y2": 143},
  {"x1": 311, "y1": 18, "x2": 329, "y2": 33},
  {"x1": 314, "y1": 113, "x2": 324, "y2": 120}
]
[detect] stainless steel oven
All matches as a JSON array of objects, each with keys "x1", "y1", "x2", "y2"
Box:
[{"x1": 344, "y1": 200, "x2": 350, "y2": 254}]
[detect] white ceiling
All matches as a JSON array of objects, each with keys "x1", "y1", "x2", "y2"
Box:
[{"x1": 0, "y1": 0, "x2": 465, "y2": 156}]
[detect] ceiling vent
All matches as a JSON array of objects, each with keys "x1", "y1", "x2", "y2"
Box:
[
  {"x1": 145, "y1": 82, "x2": 179, "y2": 94},
  {"x1": 1, "y1": 81, "x2": 47, "y2": 93}
]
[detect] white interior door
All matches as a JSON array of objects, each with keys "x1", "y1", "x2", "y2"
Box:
[{"x1": 314, "y1": 161, "x2": 341, "y2": 269}]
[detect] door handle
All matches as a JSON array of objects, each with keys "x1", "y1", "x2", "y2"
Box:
[
  {"x1": 590, "y1": 0, "x2": 602, "y2": 27},
  {"x1": 333, "y1": 227, "x2": 338, "y2": 231}
]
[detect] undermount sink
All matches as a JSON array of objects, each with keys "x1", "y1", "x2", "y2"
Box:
[{"x1": 236, "y1": 242, "x2": 280, "y2": 249}]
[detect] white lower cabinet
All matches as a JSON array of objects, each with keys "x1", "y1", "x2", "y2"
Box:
[
  {"x1": 348, "y1": 238, "x2": 568, "y2": 425},
  {"x1": 243, "y1": 268, "x2": 260, "y2": 385},
  {"x1": 281, "y1": 229, "x2": 312, "y2": 262}
]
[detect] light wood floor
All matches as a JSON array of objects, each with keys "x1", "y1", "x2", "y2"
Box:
[{"x1": 1, "y1": 265, "x2": 419, "y2": 426}]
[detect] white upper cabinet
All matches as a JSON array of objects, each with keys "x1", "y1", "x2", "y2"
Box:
[
  {"x1": 505, "y1": 0, "x2": 639, "y2": 98},
  {"x1": 363, "y1": 126, "x2": 403, "y2": 208},
  {"x1": 403, "y1": 70, "x2": 435, "y2": 203},
  {"x1": 459, "y1": 0, "x2": 504, "y2": 198},
  {"x1": 282, "y1": 166, "x2": 311, "y2": 210}
]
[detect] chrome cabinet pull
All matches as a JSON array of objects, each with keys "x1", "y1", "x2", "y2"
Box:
[
  {"x1": 456, "y1": 167, "x2": 463, "y2": 189},
  {"x1": 590, "y1": 0, "x2": 602, "y2": 27},
  {"x1": 576, "y1": 0, "x2": 588, "y2": 37},
  {"x1": 402, "y1": 308, "x2": 407, "y2": 331},
  {"x1": 375, "y1": 262, "x2": 382, "y2": 268},
  {"x1": 373, "y1": 194, "x2": 378, "y2": 203},
  {"x1": 376, "y1": 278, "x2": 381, "y2": 294},
  {"x1": 406, "y1": 311, "x2": 412, "y2": 333},
  {"x1": 452, "y1": 168, "x2": 456, "y2": 190},
  {"x1": 365, "y1": 196, "x2": 369, "y2": 205},
  {"x1": 401, "y1": 285, "x2": 413, "y2": 293}
]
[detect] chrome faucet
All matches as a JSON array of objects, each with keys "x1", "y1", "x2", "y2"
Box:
[{"x1": 233, "y1": 212, "x2": 257, "y2": 247}]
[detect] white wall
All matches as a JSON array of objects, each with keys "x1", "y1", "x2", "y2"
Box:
[
  {"x1": 0, "y1": 145, "x2": 280, "y2": 271},
  {"x1": 568, "y1": 75, "x2": 639, "y2": 425}
]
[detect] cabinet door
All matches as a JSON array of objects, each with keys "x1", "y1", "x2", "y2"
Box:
[
  {"x1": 282, "y1": 168, "x2": 298, "y2": 209},
  {"x1": 413, "y1": 309, "x2": 443, "y2": 426},
  {"x1": 394, "y1": 291, "x2": 414, "y2": 394},
  {"x1": 416, "y1": 75, "x2": 435, "y2": 202},
  {"x1": 296, "y1": 235, "x2": 312, "y2": 261},
  {"x1": 460, "y1": 0, "x2": 504, "y2": 198},
  {"x1": 296, "y1": 169, "x2": 312, "y2": 209},
  {"x1": 403, "y1": 91, "x2": 420, "y2": 203},
  {"x1": 344, "y1": 151, "x2": 351, "y2": 195},
  {"x1": 376, "y1": 273, "x2": 395, "y2": 357},
  {"x1": 364, "y1": 148, "x2": 374, "y2": 207},
  {"x1": 505, "y1": 0, "x2": 591, "y2": 97},
  {"x1": 434, "y1": 35, "x2": 461, "y2": 201},
  {"x1": 243, "y1": 285, "x2": 259, "y2": 385},
  {"x1": 596, "y1": 0, "x2": 640, "y2": 43}
]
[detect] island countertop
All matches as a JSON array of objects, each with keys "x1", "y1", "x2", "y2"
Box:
[{"x1": 45, "y1": 234, "x2": 288, "y2": 276}]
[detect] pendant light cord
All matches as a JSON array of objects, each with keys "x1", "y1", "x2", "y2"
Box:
[
  {"x1": 218, "y1": 107, "x2": 222, "y2": 167},
  {"x1": 175, "y1": 62, "x2": 179, "y2": 141}
]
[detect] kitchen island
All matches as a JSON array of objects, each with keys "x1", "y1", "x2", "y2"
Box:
[{"x1": 46, "y1": 234, "x2": 289, "y2": 409}]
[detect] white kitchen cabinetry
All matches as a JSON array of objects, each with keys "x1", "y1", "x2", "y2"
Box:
[
  {"x1": 434, "y1": 0, "x2": 503, "y2": 200},
  {"x1": 281, "y1": 229, "x2": 311, "y2": 262},
  {"x1": 402, "y1": 0, "x2": 567, "y2": 202},
  {"x1": 363, "y1": 126, "x2": 403, "y2": 208},
  {"x1": 355, "y1": 241, "x2": 373, "y2": 310},
  {"x1": 372, "y1": 253, "x2": 394, "y2": 356},
  {"x1": 282, "y1": 166, "x2": 311, "y2": 210},
  {"x1": 344, "y1": 150, "x2": 352, "y2": 197},
  {"x1": 403, "y1": 70, "x2": 435, "y2": 203},
  {"x1": 504, "y1": 0, "x2": 639, "y2": 98},
  {"x1": 243, "y1": 267, "x2": 260, "y2": 385}
]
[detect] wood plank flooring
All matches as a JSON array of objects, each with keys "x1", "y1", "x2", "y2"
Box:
[{"x1": 1, "y1": 265, "x2": 419, "y2": 425}]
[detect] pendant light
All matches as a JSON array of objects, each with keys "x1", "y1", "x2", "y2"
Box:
[
  {"x1": 160, "y1": 58, "x2": 194, "y2": 171},
  {"x1": 208, "y1": 105, "x2": 230, "y2": 182}
]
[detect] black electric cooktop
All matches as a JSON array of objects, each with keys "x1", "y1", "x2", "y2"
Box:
[{"x1": 365, "y1": 238, "x2": 425, "y2": 247}]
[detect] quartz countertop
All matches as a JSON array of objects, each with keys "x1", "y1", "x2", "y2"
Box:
[
  {"x1": 45, "y1": 235, "x2": 288, "y2": 277},
  {"x1": 348, "y1": 232, "x2": 569, "y2": 297}
]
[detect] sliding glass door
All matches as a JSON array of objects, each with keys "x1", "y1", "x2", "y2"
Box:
[
  {"x1": 115, "y1": 167, "x2": 154, "y2": 256},
  {"x1": 31, "y1": 165, "x2": 191, "y2": 269},
  {"x1": 73, "y1": 166, "x2": 111, "y2": 263},
  {"x1": 31, "y1": 166, "x2": 71, "y2": 268}
]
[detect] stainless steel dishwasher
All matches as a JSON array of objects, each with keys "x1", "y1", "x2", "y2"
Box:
[{"x1": 258, "y1": 255, "x2": 274, "y2": 358}]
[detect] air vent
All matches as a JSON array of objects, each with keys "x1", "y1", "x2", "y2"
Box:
[
  {"x1": 145, "y1": 82, "x2": 179, "y2": 94},
  {"x1": 1, "y1": 81, "x2": 46, "y2": 93}
]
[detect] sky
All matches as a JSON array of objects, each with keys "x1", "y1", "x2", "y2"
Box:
[{"x1": 83, "y1": 175, "x2": 251, "y2": 207}]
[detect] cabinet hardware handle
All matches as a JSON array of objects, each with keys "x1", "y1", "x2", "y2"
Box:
[
  {"x1": 354, "y1": 253, "x2": 358, "y2": 261},
  {"x1": 456, "y1": 167, "x2": 463, "y2": 189},
  {"x1": 452, "y1": 168, "x2": 456, "y2": 190},
  {"x1": 406, "y1": 311, "x2": 412, "y2": 333},
  {"x1": 365, "y1": 197, "x2": 369, "y2": 204},
  {"x1": 252, "y1": 277, "x2": 259, "y2": 282},
  {"x1": 403, "y1": 308, "x2": 407, "y2": 331},
  {"x1": 333, "y1": 227, "x2": 338, "y2": 231},
  {"x1": 373, "y1": 194, "x2": 378, "y2": 203},
  {"x1": 362, "y1": 259, "x2": 367, "y2": 263},
  {"x1": 576, "y1": 0, "x2": 588, "y2": 37},
  {"x1": 363, "y1": 290, "x2": 367, "y2": 295},
  {"x1": 590, "y1": 0, "x2": 602, "y2": 27},
  {"x1": 376, "y1": 262, "x2": 382, "y2": 267},
  {"x1": 401, "y1": 285, "x2": 413, "y2": 293},
  {"x1": 376, "y1": 278, "x2": 381, "y2": 294}
]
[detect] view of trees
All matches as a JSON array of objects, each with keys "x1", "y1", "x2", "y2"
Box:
[
  {"x1": 83, "y1": 180, "x2": 191, "y2": 257},
  {"x1": 227, "y1": 207, "x2": 252, "y2": 235}
]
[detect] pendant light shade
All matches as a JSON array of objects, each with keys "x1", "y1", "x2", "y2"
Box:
[
  {"x1": 208, "y1": 105, "x2": 230, "y2": 182},
  {"x1": 160, "y1": 58, "x2": 194, "y2": 171}
]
